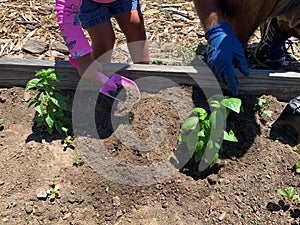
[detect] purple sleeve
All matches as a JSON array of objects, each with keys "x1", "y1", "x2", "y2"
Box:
[{"x1": 55, "y1": 0, "x2": 93, "y2": 59}]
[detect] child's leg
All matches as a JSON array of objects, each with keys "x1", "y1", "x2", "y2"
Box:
[
  {"x1": 79, "y1": 0, "x2": 117, "y2": 62},
  {"x1": 115, "y1": 9, "x2": 149, "y2": 63},
  {"x1": 86, "y1": 21, "x2": 116, "y2": 62}
]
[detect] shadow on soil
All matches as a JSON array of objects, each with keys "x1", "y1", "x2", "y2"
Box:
[{"x1": 267, "y1": 200, "x2": 300, "y2": 224}]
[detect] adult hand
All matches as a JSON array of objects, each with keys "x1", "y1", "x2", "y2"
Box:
[
  {"x1": 205, "y1": 22, "x2": 249, "y2": 96},
  {"x1": 75, "y1": 53, "x2": 117, "y2": 89}
]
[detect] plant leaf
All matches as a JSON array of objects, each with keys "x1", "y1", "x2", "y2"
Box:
[
  {"x1": 221, "y1": 98, "x2": 242, "y2": 113},
  {"x1": 61, "y1": 127, "x2": 68, "y2": 133},
  {"x1": 178, "y1": 135, "x2": 182, "y2": 142},
  {"x1": 203, "y1": 144, "x2": 219, "y2": 166},
  {"x1": 197, "y1": 139, "x2": 205, "y2": 151},
  {"x1": 46, "y1": 113, "x2": 54, "y2": 128},
  {"x1": 181, "y1": 116, "x2": 199, "y2": 133},
  {"x1": 25, "y1": 78, "x2": 40, "y2": 91},
  {"x1": 295, "y1": 160, "x2": 300, "y2": 174},
  {"x1": 0, "y1": 119, "x2": 3, "y2": 125},
  {"x1": 54, "y1": 184, "x2": 60, "y2": 192},
  {"x1": 187, "y1": 130, "x2": 199, "y2": 156},
  {"x1": 193, "y1": 108, "x2": 207, "y2": 120},
  {"x1": 210, "y1": 152, "x2": 219, "y2": 167},
  {"x1": 27, "y1": 99, "x2": 37, "y2": 109},
  {"x1": 208, "y1": 100, "x2": 221, "y2": 109},
  {"x1": 210, "y1": 110, "x2": 224, "y2": 139},
  {"x1": 223, "y1": 130, "x2": 238, "y2": 142},
  {"x1": 51, "y1": 92, "x2": 71, "y2": 111},
  {"x1": 43, "y1": 92, "x2": 50, "y2": 102},
  {"x1": 198, "y1": 130, "x2": 205, "y2": 137},
  {"x1": 214, "y1": 142, "x2": 221, "y2": 149},
  {"x1": 34, "y1": 102, "x2": 44, "y2": 115},
  {"x1": 287, "y1": 187, "x2": 296, "y2": 199},
  {"x1": 263, "y1": 110, "x2": 273, "y2": 117},
  {"x1": 194, "y1": 148, "x2": 204, "y2": 162},
  {"x1": 49, "y1": 193, "x2": 56, "y2": 199},
  {"x1": 256, "y1": 98, "x2": 266, "y2": 106},
  {"x1": 47, "y1": 73, "x2": 59, "y2": 82}
]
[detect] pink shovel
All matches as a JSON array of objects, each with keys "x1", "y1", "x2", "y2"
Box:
[
  {"x1": 99, "y1": 73, "x2": 141, "y2": 102},
  {"x1": 69, "y1": 58, "x2": 141, "y2": 102}
]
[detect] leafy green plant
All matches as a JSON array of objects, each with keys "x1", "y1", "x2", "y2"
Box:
[
  {"x1": 6, "y1": 202, "x2": 13, "y2": 209},
  {"x1": 47, "y1": 176, "x2": 60, "y2": 201},
  {"x1": 48, "y1": 184, "x2": 60, "y2": 201},
  {"x1": 0, "y1": 119, "x2": 3, "y2": 125},
  {"x1": 25, "y1": 68, "x2": 71, "y2": 134},
  {"x1": 179, "y1": 96, "x2": 241, "y2": 166},
  {"x1": 277, "y1": 187, "x2": 300, "y2": 203},
  {"x1": 295, "y1": 144, "x2": 300, "y2": 155},
  {"x1": 255, "y1": 98, "x2": 273, "y2": 118},
  {"x1": 63, "y1": 135, "x2": 75, "y2": 150},
  {"x1": 73, "y1": 151, "x2": 84, "y2": 166}
]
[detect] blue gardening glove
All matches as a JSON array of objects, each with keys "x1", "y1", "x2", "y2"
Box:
[{"x1": 205, "y1": 22, "x2": 249, "y2": 96}]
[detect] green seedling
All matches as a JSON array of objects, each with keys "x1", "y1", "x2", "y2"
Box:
[
  {"x1": 47, "y1": 176, "x2": 61, "y2": 201},
  {"x1": 73, "y1": 151, "x2": 84, "y2": 166},
  {"x1": 296, "y1": 160, "x2": 300, "y2": 174},
  {"x1": 6, "y1": 202, "x2": 13, "y2": 209},
  {"x1": 47, "y1": 184, "x2": 60, "y2": 201},
  {"x1": 70, "y1": 190, "x2": 76, "y2": 195},
  {"x1": 0, "y1": 119, "x2": 3, "y2": 125},
  {"x1": 277, "y1": 187, "x2": 300, "y2": 203},
  {"x1": 25, "y1": 68, "x2": 71, "y2": 135},
  {"x1": 179, "y1": 96, "x2": 241, "y2": 166},
  {"x1": 63, "y1": 135, "x2": 75, "y2": 150},
  {"x1": 295, "y1": 145, "x2": 300, "y2": 155},
  {"x1": 293, "y1": 145, "x2": 300, "y2": 174},
  {"x1": 255, "y1": 98, "x2": 273, "y2": 117}
]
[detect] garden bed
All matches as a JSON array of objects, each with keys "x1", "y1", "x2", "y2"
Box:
[
  {"x1": 1, "y1": 0, "x2": 300, "y2": 224},
  {"x1": 1, "y1": 83, "x2": 300, "y2": 225}
]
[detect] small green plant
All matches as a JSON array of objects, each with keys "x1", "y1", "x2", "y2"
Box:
[
  {"x1": 0, "y1": 119, "x2": 3, "y2": 125},
  {"x1": 70, "y1": 190, "x2": 76, "y2": 195},
  {"x1": 255, "y1": 98, "x2": 273, "y2": 118},
  {"x1": 47, "y1": 176, "x2": 60, "y2": 201},
  {"x1": 6, "y1": 202, "x2": 13, "y2": 209},
  {"x1": 295, "y1": 144, "x2": 300, "y2": 155},
  {"x1": 73, "y1": 151, "x2": 84, "y2": 166},
  {"x1": 25, "y1": 68, "x2": 71, "y2": 134},
  {"x1": 179, "y1": 96, "x2": 241, "y2": 166},
  {"x1": 277, "y1": 187, "x2": 300, "y2": 204},
  {"x1": 63, "y1": 135, "x2": 75, "y2": 150},
  {"x1": 48, "y1": 185, "x2": 60, "y2": 201}
]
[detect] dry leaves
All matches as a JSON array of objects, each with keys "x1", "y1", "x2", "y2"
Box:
[
  {"x1": 0, "y1": 0, "x2": 298, "y2": 64},
  {"x1": 0, "y1": 0, "x2": 204, "y2": 63}
]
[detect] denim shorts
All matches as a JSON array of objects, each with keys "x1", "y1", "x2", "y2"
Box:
[{"x1": 79, "y1": 0, "x2": 140, "y2": 29}]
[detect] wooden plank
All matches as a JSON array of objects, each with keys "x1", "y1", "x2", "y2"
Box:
[{"x1": 0, "y1": 58, "x2": 299, "y2": 100}]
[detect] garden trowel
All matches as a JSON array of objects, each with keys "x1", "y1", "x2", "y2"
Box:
[
  {"x1": 69, "y1": 58, "x2": 141, "y2": 102},
  {"x1": 99, "y1": 73, "x2": 141, "y2": 102}
]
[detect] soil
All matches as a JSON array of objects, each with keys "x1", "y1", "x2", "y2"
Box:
[
  {"x1": 1, "y1": 85, "x2": 300, "y2": 225},
  {"x1": 1, "y1": 0, "x2": 300, "y2": 225}
]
